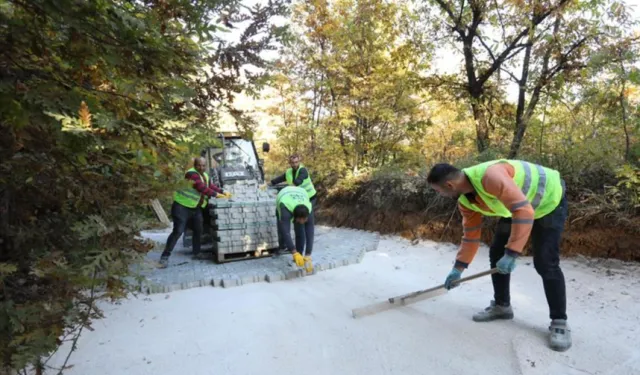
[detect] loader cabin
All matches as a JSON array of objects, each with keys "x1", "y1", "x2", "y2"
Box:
[{"x1": 200, "y1": 132, "x2": 270, "y2": 188}]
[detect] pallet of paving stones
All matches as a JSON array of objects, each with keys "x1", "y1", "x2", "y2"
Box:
[
  {"x1": 214, "y1": 235, "x2": 279, "y2": 248},
  {"x1": 210, "y1": 209, "x2": 275, "y2": 225},
  {"x1": 208, "y1": 180, "x2": 280, "y2": 263},
  {"x1": 212, "y1": 220, "x2": 278, "y2": 237},
  {"x1": 212, "y1": 220, "x2": 277, "y2": 231},
  {"x1": 213, "y1": 227, "x2": 278, "y2": 251}
]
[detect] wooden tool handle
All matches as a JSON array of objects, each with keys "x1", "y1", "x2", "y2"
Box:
[
  {"x1": 389, "y1": 268, "x2": 498, "y2": 304},
  {"x1": 453, "y1": 267, "x2": 498, "y2": 284}
]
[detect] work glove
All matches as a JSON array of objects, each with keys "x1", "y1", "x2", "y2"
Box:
[
  {"x1": 304, "y1": 256, "x2": 313, "y2": 273},
  {"x1": 444, "y1": 268, "x2": 462, "y2": 290},
  {"x1": 292, "y1": 252, "x2": 305, "y2": 267},
  {"x1": 259, "y1": 183, "x2": 268, "y2": 191},
  {"x1": 496, "y1": 253, "x2": 517, "y2": 274}
]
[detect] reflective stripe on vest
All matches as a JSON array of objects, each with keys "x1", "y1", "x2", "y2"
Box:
[
  {"x1": 276, "y1": 186, "x2": 312, "y2": 220},
  {"x1": 457, "y1": 159, "x2": 562, "y2": 219},
  {"x1": 285, "y1": 164, "x2": 316, "y2": 198},
  {"x1": 173, "y1": 168, "x2": 210, "y2": 209}
]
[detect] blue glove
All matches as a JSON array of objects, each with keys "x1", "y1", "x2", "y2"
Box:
[
  {"x1": 496, "y1": 253, "x2": 517, "y2": 274},
  {"x1": 444, "y1": 268, "x2": 463, "y2": 290}
]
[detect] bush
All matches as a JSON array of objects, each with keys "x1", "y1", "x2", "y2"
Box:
[{"x1": 0, "y1": 1, "x2": 287, "y2": 373}]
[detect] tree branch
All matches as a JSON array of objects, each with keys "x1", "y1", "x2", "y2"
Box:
[
  {"x1": 477, "y1": 0, "x2": 572, "y2": 86},
  {"x1": 434, "y1": 0, "x2": 466, "y2": 36},
  {"x1": 499, "y1": 66, "x2": 522, "y2": 84},
  {"x1": 456, "y1": 0, "x2": 466, "y2": 25},
  {"x1": 492, "y1": 0, "x2": 507, "y2": 41},
  {"x1": 476, "y1": 33, "x2": 497, "y2": 62},
  {"x1": 546, "y1": 36, "x2": 589, "y2": 78}
]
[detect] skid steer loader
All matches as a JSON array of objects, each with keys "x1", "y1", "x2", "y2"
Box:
[{"x1": 182, "y1": 132, "x2": 285, "y2": 263}]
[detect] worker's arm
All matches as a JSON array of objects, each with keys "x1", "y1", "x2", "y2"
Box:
[
  {"x1": 270, "y1": 173, "x2": 286, "y2": 186},
  {"x1": 482, "y1": 164, "x2": 535, "y2": 256},
  {"x1": 186, "y1": 171, "x2": 218, "y2": 197},
  {"x1": 208, "y1": 179, "x2": 223, "y2": 194},
  {"x1": 277, "y1": 204, "x2": 295, "y2": 251},
  {"x1": 292, "y1": 167, "x2": 308, "y2": 186},
  {"x1": 454, "y1": 202, "x2": 483, "y2": 269}
]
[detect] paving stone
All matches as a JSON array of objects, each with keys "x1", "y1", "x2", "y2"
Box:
[
  {"x1": 241, "y1": 274, "x2": 261, "y2": 285},
  {"x1": 221, "y1": 278, "x2": 241, "y2": 288},
  {"x1": 285, "y1": 268, "x2": 304, "y2": 280},
  {"x1": 136, "y1": 225, "x2": 380, "y2": 294},
  {"x1": 265, "y1": 271, "x2": 285, "y2": 283}
]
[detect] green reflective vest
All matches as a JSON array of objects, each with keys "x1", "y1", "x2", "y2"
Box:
[
  {"x1": 458, "y1": 159, "x2": 563, "y2": 219},
  {"x1": 285, "y1": 164, "x2": 316, "y2": 198},
  {"x1": 173, "y1": 167, "x2": 210, "y2": 209},
  {"x1": 276, "y1": 186, "x2": 312, "y2": 220}
]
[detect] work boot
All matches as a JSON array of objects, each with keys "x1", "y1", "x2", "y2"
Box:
[
  {"x1": 549, "y1": 319, "x2": 572, "y2": 352},
  {"x1": 158, "y1": 256, "x2": 169, "y2": 269},
  {"x1": 472, "y1": 300, "x2": 514, "y2": 322}
]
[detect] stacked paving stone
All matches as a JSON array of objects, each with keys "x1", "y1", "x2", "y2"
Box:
[{"x1": 210, "y1": 180, "x2": 279, "y2": 261}]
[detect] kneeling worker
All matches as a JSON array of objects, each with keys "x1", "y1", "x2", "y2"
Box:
[{"x1": 275, "y1": 186, "x2": 314, "y2": 273}]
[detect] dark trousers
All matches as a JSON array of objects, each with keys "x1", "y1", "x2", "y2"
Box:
[
  {"x1": 294, "y1": 196, "x2": 316, "y2": 256},
  {"x1": 276, "y1": 196, "x2": 317, "y2": 256},
  {"x1": 489, "y1": 189, "x2": 568, "y2": 321},
  {"x1": 162, "y1": 201, "x2": 203, "y2": 258}
]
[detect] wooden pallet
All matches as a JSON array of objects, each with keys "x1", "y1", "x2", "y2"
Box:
[{"x1": 214, "y1": 247, "x2": 279, "y2": 263}]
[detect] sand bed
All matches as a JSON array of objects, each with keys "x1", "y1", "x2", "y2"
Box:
[{"x1": 47, "y1": 234, "x2": 640, "y2": 375}]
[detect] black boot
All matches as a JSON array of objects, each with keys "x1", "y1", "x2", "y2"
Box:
[{"x1": 158, "y1": 255, "x2": 169, "y2": 269}]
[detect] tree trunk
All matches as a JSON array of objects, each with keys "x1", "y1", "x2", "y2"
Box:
[
  {"x1": 338, "y1": 129, "x2": 351, "y2": 170},
  {"x1": 537, "y1": 95, "x2": 549, "y2": 154},
  {"x1": 509, "y1": 12, "x2": 561, "y2": 158},
  {"x1": 470, "y1": 98, "x2": 490, "y2": 153},
  {"x1": 620, "y1": 61, "x2": 631, "y2": 162},
  {"x1": 508, "y1": 38, "x2": 533, "y2": 158}
]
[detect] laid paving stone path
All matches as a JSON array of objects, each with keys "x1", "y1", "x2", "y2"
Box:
[{"x1": 133, "y1": 225, "x2": 380, "y2": 294}]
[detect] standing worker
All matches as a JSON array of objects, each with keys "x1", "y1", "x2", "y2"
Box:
[
  {"x1": 268, "y1": 154, "x2": 317, "y2": 204},
  {"x1": 159, "y1": 157, "x2": 230, "y2": 268},
  {"x1": 426, "y1": 159, "x2": 571, "y2": 352},
  {"x1": 275, "y1": 186, "x2": 314, "y2": 273},
  {"x1": 267, "y1": 154, "x2": 317, "y2": 262}
]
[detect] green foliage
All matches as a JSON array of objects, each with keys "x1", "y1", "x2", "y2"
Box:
[
  {"x1": 265, "y1": 0, "x2": 639, "y2": 211},
  {"x1": 264, "y1": 0, "x2": 432, "y2": 181},
  {"x1": 615, "y1": 164, "x2": 640, "y2": 209},
  {"x1": 0, "y1": 0, "x2": 288, "y2": 372}
]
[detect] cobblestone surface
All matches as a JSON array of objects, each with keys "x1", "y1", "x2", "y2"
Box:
[{"x1": 134, "y1": 225, "x2": 380, "y2": 294}]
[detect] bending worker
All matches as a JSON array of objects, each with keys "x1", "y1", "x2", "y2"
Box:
[
  {"x1": 426, "y1": 159, "x2": 571, "y2": 352},
  {"x1": 267, "y1": 154, "x2": 317, "y2": 261},
  {"x1": 275, "y1": 186, "x2": 314, "y2": 273},
  {"x1": 159, "y1": 157, "x2": 229, "y2": 268}
]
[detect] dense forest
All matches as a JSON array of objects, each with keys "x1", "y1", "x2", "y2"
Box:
[{"x1": 0, "y1": 0, "x2": 638, "y2": 374}]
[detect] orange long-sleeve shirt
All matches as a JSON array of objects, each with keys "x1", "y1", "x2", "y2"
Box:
[{"x1": 454, "y1": 162, "x2": 535, "y2": 269}]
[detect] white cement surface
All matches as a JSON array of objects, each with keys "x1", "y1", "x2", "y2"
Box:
[{"x1": 46, "y1": 235, "x2": 640, "y2": 375}]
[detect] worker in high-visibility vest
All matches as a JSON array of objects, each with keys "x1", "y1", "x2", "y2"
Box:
[
  {"x1": 267, "y1": 154, "x2": 317, "y2": 258},
  {"x1": 427, "y1": 159, "x2": 571, "y2": 352},
  {"x1": 275, "y1": 186, "x2": 314, "y2": 273},
  {"x1": 269, "y1": 154, "x2": 317, "y2": 201},
  {"x1": 159, "y1": 157, "x2": 230, "y2": 268}
]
